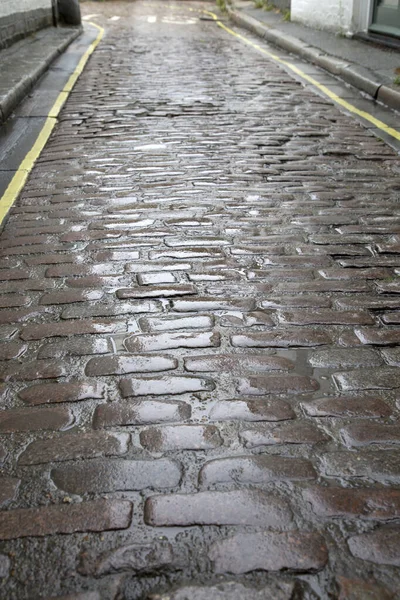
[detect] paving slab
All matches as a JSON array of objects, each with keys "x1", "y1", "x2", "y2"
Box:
[{"x1": 0, "y1": 25, "x2": 81, "y2": 124}]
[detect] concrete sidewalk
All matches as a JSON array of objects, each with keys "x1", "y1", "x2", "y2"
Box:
[
  {"x1": 0, "y1": 25, "x2": 81, "y2": 124},
  {"x1": 227, "y1": 0, "x2": 400, "y2": 112}
]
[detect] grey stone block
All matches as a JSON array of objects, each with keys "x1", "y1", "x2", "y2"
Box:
[
  {"x1": 377, "y1": 85, "x2": 400, "y2": 112},
  {"x1": 340, "y1": 66, "x2": 381, "y2": 97}
]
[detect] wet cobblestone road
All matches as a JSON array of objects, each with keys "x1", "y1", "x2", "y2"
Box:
[{"x1": 1, "y1": 1, "x2": 400, "y2": 598}]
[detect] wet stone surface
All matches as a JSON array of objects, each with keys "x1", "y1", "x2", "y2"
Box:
[
  {"x1": 51, "y1": 459, "x2": 182, "y2": 494},
  {"x1": 18, "y1": 432, "x2": 130, "y2": 465},
  {"x1": 18, "y1": 382, "x2": 105, "y2": 405},
  {"x1": 145, "y1": 581, "x2": 295, "y2": 600},
  {"x1": 0, "y1": 500, "x2": 132, "y2": 540},
  {"x1": 80, "y1": 541, "x2": 179, "y2": 577},
  {"x1": 93, "y1": 399, "x2": 192, "y2": 428},
  {"x1": 209, "y1": 531, "x2": 328, "y2": 574},
  {"x1": 144, "y1": 490, "x2": 292, "y2": 527},
  {"x1": 199, "y1": 455, "x2": 317, "y2": 487},
  {"x1": 1, "y1": 0, "x2": 400, "y2": 597},
  {"x1": 139, "y1": 425, "x2": 222, "y2": 452}
]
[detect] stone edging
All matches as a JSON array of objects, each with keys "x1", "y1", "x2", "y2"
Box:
[
  {"x1": 0, "y1": 27, "x2": 82, "y2": 124},
  {"x1": 227, "y1": 6, "x2": 400, "y2": 112}
]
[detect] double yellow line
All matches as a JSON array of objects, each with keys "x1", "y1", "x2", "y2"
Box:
[
  {"x1": 0, "y1": 22, "x2": 104, "y2": 225},
  {"x1": 203, "y1": 9, "x2": 400, "y2": 142},
  {"x1": 1, "y1": 7, "x2": 399, "y2": 225}
]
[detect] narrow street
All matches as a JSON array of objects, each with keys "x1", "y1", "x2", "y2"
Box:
[{"x1": 1, "y1": 1, "x2": 400, "y2": 598}]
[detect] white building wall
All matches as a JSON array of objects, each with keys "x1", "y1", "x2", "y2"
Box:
[
  {"x1": 0, "y1": 0, "x2": 52, "y2": 19},
  {"x1": 291, "y1": 0, "x2": 356, "y2": 34}
]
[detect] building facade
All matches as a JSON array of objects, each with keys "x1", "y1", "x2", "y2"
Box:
[
  {"x1": 291, "y1": 0, "x2": 400, "y2": 39},
  {"x1": 0, "y1": 0, "x2": 54, "y2": 48}
]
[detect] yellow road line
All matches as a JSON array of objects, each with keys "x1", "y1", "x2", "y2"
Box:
[
  {"x1": 200, "y1": 8, "x2": 400, "y2": 142},
  {"x1": 0, "y1": 22, "x2": 104, "y2": 226}
]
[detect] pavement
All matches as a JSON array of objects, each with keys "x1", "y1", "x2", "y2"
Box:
[
  {"x1": 227, "y1": 0, "x2": 400, "y2": 112},
  {"x1": 0, "y1": 25, "x2": 81, "y2": 125},
  {"x1": 0, "y1": 1, "x2": 400, "y2": 599},
  {"x1": 0, "y1": 23, "x2": 100, "y2": 203}
]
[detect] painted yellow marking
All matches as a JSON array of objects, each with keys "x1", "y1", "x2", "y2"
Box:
[
  {"x1": 0, "y1": 22, "x2": 104, "y2": 226},
  {"x1": 173, "y1": 4, "x2": 400, "y2": 142},
  {"x1": 202, "y1": 9, "x2": 400, "y2": 141}
]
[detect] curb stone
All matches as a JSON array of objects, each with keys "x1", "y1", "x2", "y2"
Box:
[
  {"x1": 0, "y1": 26, "x2": 82, "y2": 124},
  {"x1": 226, "y1": 6, "x2": 400, "y2": 112}
]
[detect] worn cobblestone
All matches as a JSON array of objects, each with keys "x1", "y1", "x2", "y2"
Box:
[
  {"x1": 93, "y1": 400, "x2": 191, "y2": 428},
  {"x1": 52, "y1": 459, "x2": 182, "y2": 494},
  {"x1": 18, "y1": 432, "x2": 130, "y2": 465},
  {"x1": 19, "y1": 382, "x2": 105, "y2": 405},
  {"x1": 199, "y1": 455, "x2": 316, "y2": 487},
  {"x1": 209, "y1": 532, "x2": 328, "y2": 574},
  {"x1": 144, "y1": 490, "x2": 292, "y2": 527},
  {"x1": 0, "y1": 500, "x2": 132, "y2": 540},
  {"x1": 0, "y1": 0, "x2": 399, "y2": 596}
]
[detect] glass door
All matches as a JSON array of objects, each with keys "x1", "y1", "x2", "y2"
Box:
[{"x1": 370, "y1": 0, "x2": 400, "y2": 37}]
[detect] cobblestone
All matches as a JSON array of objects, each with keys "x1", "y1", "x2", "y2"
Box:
[
  {"x1": 85, "y1": 355, "x2": 178, "y2": 376},
  {"x1": 140, "y1": 315, "x2": 213, "y2": 332},
  {"x1": 333, "y1": 368, "x2": 400, "y2": 390},
  {"x1": 124, "y1": 331, "x2": 220, "y2": 352},
  {"x1": 239, "y1": 421, "x2": 327, "y2": 447},
  {"x1": 117, "y1": 285, "x2": 197, "y2": 299},
  {"x1": 0, "y1": 406, "x2": 73, "y2": 433},
  {"x1": 146, "y1": 581, "x2": 295, "y2": 600},
  {"x1": 209, "y1": 398, "x2": 295, "y2": 421},
  {"x1": 304, "y1": 487, "x2": 400, "y2": 519},
  {"x1": 144, "y1": 490, "x2": 292, "y2": 527},
  {"x1": 199, "y1": 455, "x2": 316, "y2": 487},
  {"x1": 340, "y1": 423, "x2": 400, "y2": 447},
  {"x1": 355, "y1": 328, "x2": 400, "y2": 345},
  {"x1": 140, "y1": 425, "x2": 222, "y2": 451},
  {"x1": 0, "y1": 360, "x2": 68, "y2": 382},
  {"x1": 120, "y1": 375, "x2": 215, "y2": 397},
  {"x1": 19, "y1": 382, "x2": 105, "y2": 405},
  {"x1": 37, "y1": 338, "x2": 112, "y2": 359},
  {"x1": 302, "y1": 396, "x2": 392, "y2": 418},
  {"x1": 0, "y1": 500, "x2": 132, "y2": 540},
  {"x1": 52, "y1": 459, "x2": 182, "y2": 493},
  {"x1": 93, "y1": 400, "x2": 191, "y2": 428},
  {"x1": 0, "y1": 342, "x2": 26, "y2": 360},
  {"x1": 321, "y1": 450, "x2": 400, "y2": 482},
  {"x1": 39, "y1": 290, "x2": 103, "y2": 305},
  {"x1": 231, "y1": 329, "x2": 332, "y2": 347},
  {"x1": 18, "y1": 432, "x2": 130, "y2": 465},
  {"x1": 84, "y1": 541, "x2": 178, "y2": 576},
  {"x1": 337, "y1": 577, "x2": 395, "y2": 600},
  {"x1": 184, "y1": 354, "x2": 294, "y2": 372},
  {"x1": 20, "y1": 320, "x2": 124, "y2": 340},
  {"x1": 209, "y1": 532, "x2": 328, "y2": 573},
  {"x1": 237, "y1": 374, "x2": 319, "y2": 395},
  {"x1": 278, "y1": 309, "x2": 374, "y2": 325},
  {"x1": 1, "y1": 0, "x2": 400, "y2": 595},
  {"x1": 308, "y1": 348, "x2": 383, "y2": 368},
  {"x1": 348, "y1": 528, "x2": 400, "y2": 566}
]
